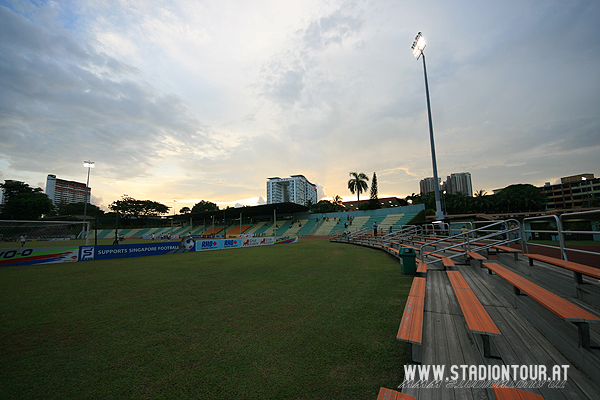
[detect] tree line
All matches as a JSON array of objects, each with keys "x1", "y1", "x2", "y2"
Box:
[
  {"x1": 407, "y1": 184, "x2": 547, "y2": 215},
  {"x1": 0, "y1": 181, "x2": 221, "y2": 224},
  {"x1": 310, "y1": 173, "x2": 550, "y2": 216},
  {"x1": 0, "y1": 177, "x2": 564, "y2": 223}
]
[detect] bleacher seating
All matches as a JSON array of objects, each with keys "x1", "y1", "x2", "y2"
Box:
[
  {"x1": 332, "y1": 222, "x2": 600, "y2": 399},
  {"x1": 226, "y1": 225, "x2": 252, "y2": 237},
  {"x1": 298, "y1": 218, "x2": 318, "y2": 236},
  {"x1": 313, "y1": 218, "x2": 343, "y2": 236},
  {"x1": 244, "y1": 221, "x2": 267, "y2": 236}
]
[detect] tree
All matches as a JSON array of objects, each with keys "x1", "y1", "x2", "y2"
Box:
[
  {"x1": 405, "y1": 193, "x2": 420, "y2": 205},
  {"x1": 347, "y1": 172, "x2": 369, "y2": 208},
  {"x1": 368, "y1": 172, "x2": 380, "y2": 209},
  {"x1": 55, "y1": 202, "x2": 104, "y2": 217},
  {"x1": 108, "y1": 196, "x2": 169, "y2": 224},
  {"x1": 444, "y1": 192, "x2": 470, "y2": 214},
  {"x1": 311, "y1": 200, "x2": 339, "y2": 213},
  {"x1": 332, "y1": 195, "x2": 343, "y2": 207},
  {"x1": 191, "y1": 200, "x2": 219, "y2": 213},
  {"x1": 492, "y1": 184, "x2": 546, "y2": 213},
  {"x1": 472, "y1": 189, "x2": 492, "y2": 213},
  {"x1": 331, "y1": 195, "x2": 345, "y2": 211},
  {"x1": 0, "y1": 181, "x2": 54, "y2": 220},
  {"x1": 406, "y1": 192, "x2": 436, "y2": 215},
  {"x1": 179, "y1": 206, "x2": 191, "y2": 214}
]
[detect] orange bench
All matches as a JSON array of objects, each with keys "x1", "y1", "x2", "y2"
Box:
[
  {"x1": 467, "y1": 251, "x2": 487, "y2": 267},
  {"x1": 377, "y1": 387, "x2": 416, "y2": 400},
  {"x1": 427, "y1": 253, "x2": 455, "y2": 269},
  {"x1": 492, "y1": 383, "x2": 545, "y2": 399},
  {"x1": 492, "y1": 244, "x2": 521, "y2": 260},
  {"x1": 484, "y1": 262, "x2": 600, "y2": 349},
  {"x1": 524, "y1": 253, "x2": 600, "y2": 284},
  {"x1": 447, "y1": 271, "x2": 501, "y2": 358},
  {"x1": 398, "y1": 243, "x2": 420, "y2": 252},
  {"x1": 397, "y1": 277, "x2": 426, "y2": 363},
  {"x1": 416, "y1": 260, "x2": 427, "y2": 275},
  {"x1": 378, "y1": 243, "x2": 400, "y2": 258}
]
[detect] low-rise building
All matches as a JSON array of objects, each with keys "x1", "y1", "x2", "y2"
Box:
[{"x1": 541, "y1": 173, "x2": 599, "y2": 209}]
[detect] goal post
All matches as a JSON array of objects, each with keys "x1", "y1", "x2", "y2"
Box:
[{"x1": 0, "y1": 220, "x2": 91, "y2": 246}]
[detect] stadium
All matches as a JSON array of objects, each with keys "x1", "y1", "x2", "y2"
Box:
[{"x1": 2, "y1": 204, "x2": 600, "y2": 399}]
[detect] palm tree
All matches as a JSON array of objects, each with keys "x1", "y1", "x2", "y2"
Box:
[
  {"x1": 348, "y1": 172, "x2": 369, "y2": 208},
  {"x1": 331, "y1": 195, "x2": 344, "y2": 211}
]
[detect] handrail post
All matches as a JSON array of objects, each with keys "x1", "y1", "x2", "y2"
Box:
[{"x1": 557, "y1": 214, "x2": 568, "y2": 261}]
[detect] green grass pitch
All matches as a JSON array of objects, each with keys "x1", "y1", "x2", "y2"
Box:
[{"x1": 0, "y1": 239, "x2": 411, "y2": 399}]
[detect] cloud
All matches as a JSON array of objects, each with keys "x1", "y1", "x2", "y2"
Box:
[
  {"x1": 0, "y1": 4, "x2": 225, "y2": 185},
  {"x1": 0, "y1": 0, "x2": 599, "y2": 211}
]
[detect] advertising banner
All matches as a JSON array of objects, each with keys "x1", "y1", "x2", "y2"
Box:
[
  {"x1": 195, "y1": 238, "x2": 242, "y2": 252},
  {"x1": 0, "y1": 246, "x2": 79, "y2": 267},
  {"x1": 223, "y1": 239, "x2": 242, "y2": 249},
  {"x1": 196, "y1": 239, "x2": 222, "y2": 251},
  {"x1": 274, "y1": 236, "x2": 299, "y2": 245},
  {"x1": 79, "y1": 241, "x2": 194, "y2": 261},
  {"x1": 241, "y1": 237, "x2": 275, "y2": 247}
]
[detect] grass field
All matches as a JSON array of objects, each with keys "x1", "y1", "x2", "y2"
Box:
[{"x1": 0, "y1": 239, "x2": 411, "y2": 399}]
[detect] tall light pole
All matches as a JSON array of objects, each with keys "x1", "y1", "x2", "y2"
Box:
[
  {"x1": 82, "y1": 160, "x2": 95, "y2": 242},
  {"x1": 171, "y1": 200, "x2": 177, "y2": 237},
  {"x1": 412, "y1": 32, "x2": 444, "y2": 221}
]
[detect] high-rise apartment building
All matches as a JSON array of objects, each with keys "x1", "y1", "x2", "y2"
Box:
[
  {"x1": 266, "y1": 175, "x2": 318, "y2": 207},
  {"x1": 419, "y1": 177, "x2": 439, "y2": 196},
  {"x1": 45, "y1": 174, "x2": 91, "y2": 206},
  {"x1": 444, "y1": 172, "x2": 473, "y2": 196},
  {"x1": 421, "y1": 172, "x2": 472, "y2": 196}
]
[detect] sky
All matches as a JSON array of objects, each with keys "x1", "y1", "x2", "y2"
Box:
[{"x1": 1, "y1": 0, "x2": 599, "y2": 213}]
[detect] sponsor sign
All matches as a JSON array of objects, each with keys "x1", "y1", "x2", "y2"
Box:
[
  {"x1": 274, "y1": 236, "x2": 299, "y2": 245},
  {"x1": 0, "y1": 247, "x2": 79, "y2": 267},
  {"x1": 1, "y1": 235, "x2": 295, "y2": 267},
  {"x1": 197, "y1": 240, "x2": 221, "y2": 251},
  {"x1": 241, "y1": 237, "x2": 275, "y2": 247},
  {"x1": 195, "y1": 239, "x2": 242, "y2": 251},
  {"x1": 80, "y1": 242, "x2": 190, "y2": 261},
  {"x1": 223, "y1": 239, "x2": 242, "y2": 249}
]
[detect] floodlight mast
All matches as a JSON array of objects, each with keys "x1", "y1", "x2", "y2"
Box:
[
  {"x1": 82, "y1": 160, "x2": 95, "y2": 244},
  {"x1": 412, "y1": 32, "x2": 444, "y2": 221}
]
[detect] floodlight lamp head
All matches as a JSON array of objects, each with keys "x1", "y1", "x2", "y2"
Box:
[
  {"x1": 411, "y1": 32, "x2": 426, "y2": 59},
  {"x1": 83, "y1": 160, "x2": 95, "y2": 168}
]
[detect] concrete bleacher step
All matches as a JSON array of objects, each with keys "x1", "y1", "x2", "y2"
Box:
[
  {"x1": 245, "y1": 221, "x2": 267, "y2": 235},
  {"x1": 313, "y1": 219, "x2": 341, "y2": 236}
]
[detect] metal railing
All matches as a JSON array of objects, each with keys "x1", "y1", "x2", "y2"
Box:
[
  {"x1": 419, "y1": 219, "x2": 521, "y2": 264},
  {"x1": 523, "y1": 209, "x2": 600, "y2": 262}
]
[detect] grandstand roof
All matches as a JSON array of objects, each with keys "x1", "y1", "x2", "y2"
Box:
[{"x1": 173, "y1": 202, "x2": 310, "y2": 222}]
